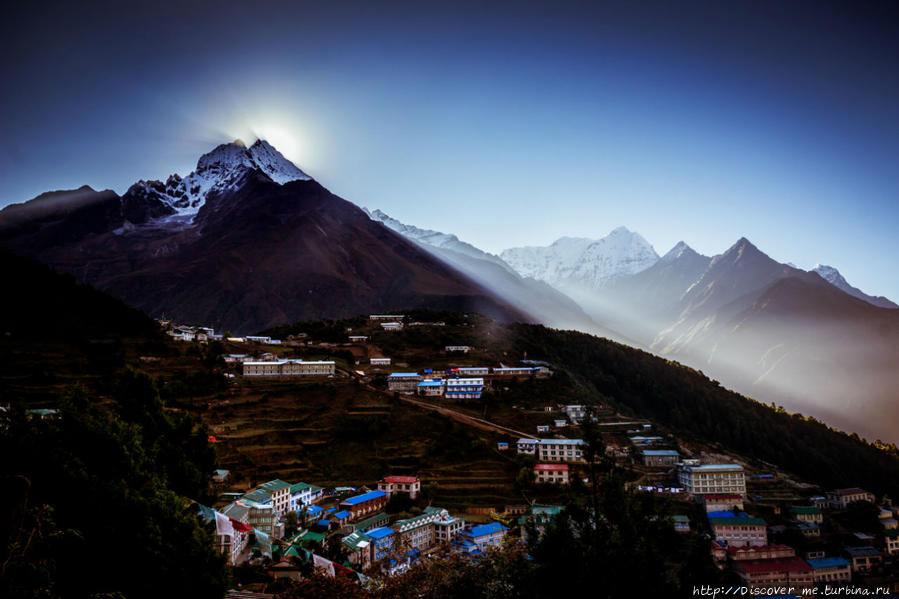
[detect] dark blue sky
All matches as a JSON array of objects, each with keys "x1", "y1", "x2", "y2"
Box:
[{"x1": 2, "y1": 0, "x2": 897, "y2": 299}]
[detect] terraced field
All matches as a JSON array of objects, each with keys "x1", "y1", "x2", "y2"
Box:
[{"x1": 192, "y1": 377, "x2": 532, "y2": 510}]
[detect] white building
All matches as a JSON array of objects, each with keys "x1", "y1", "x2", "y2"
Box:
[
  {"x1": 370, "y1": 357, "x2": 391, "y2": 366},
  {"x1": 457, "y1": 367, "x2": 489, "y2": 376},
  {"x1": 242, "y1": 360, "x2": 336, "y2": 376},
  {"x1": 381, "y1": 321, "x2": 404, "y2": 331},
  {"x1": 445, "y1": 378, "x2": 484, "y2": 399},
  {"x1": 445, "y1": 345, "x2": 471, "y2": 353},
  {"x1": 678, "y1": 464, "x2": 746, "y2": 497}
]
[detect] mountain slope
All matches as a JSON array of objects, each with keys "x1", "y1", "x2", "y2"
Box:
[
  {"x1": 0, "y1": 141, "x2": 527, "y2": 333},
  {"x1": 813, "y1": 264, "x2": 898, "y2": 309}
]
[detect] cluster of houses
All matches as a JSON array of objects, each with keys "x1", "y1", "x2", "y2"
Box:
[
  {"x1": 385, "y1": 364, "x2": 551, "y2": 398},
  {"x1": 675, "y1": 462, "x2": 898, "y2": 591},
  {"x1": 157, "y1": 319, "x2": 284, "y2": 345},
  {"x1": 200, "y1": 472, "x2": 512, "y2": 579}
]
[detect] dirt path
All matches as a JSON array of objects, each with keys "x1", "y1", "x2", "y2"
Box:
[{"x1": 338, "y1": 366, "x2": 530, "y2": 439}]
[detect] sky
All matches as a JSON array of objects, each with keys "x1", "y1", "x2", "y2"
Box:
[{"x1": 2, "y1": 0, "x2": 897, "y2": 300}]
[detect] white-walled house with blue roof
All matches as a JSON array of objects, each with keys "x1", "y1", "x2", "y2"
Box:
[
  {"x1": 367, "y1": 526, "x2": 396, "y2": 561},
  {"x1": 455, "y1": 522, "x2": 508, "y2": 554}
]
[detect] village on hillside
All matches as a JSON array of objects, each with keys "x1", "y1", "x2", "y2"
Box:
[{"x1": 148, "y1": 313, "x2": 899, "y2": 595}]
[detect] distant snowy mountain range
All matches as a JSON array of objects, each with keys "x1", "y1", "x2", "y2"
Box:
[
  {"x1": 500, "y1": 228, "x2": 659, "y2": 290},
  {"x1": 812, "y1": 264, "x2": 897, "y2": 309},
  {"x1": 365, "y1": 211, "x2": 898, "y2": 442}
]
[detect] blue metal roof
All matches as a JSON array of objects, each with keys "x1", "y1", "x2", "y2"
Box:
[
  {"x1": 643, "y1": 450, "x2": 680, "y2": 456},
  {"x1": 334, "y1": 510, "x2": 351, "y2": 519},
  {"x1": 342, "y1": 490, "x2": 387, "y2": 505},
  {"x1": 707, "y1": 510, "x2": 738, "y2": 519},
  {"x1": 317, "y1": 519, "x2": 332, "y2": 527},
  {"x1": 846, "y1": 546, "x2": 880, "y2": 558},
  {"x1": 367, "y1": 526, "x2": 394, "y2": 540},
  {"x1": 417, "y1": 380, "x2": 444, "y2": 387},
  {"x1": 468, "y1": 522, "x2": 507, "y2": 537},
  {"x1": 388, "y1": 373, "x2": 420, "y2": 378},
  {"x1": 306, "y1": 505, "x2": 323, "y2": 514},
  {"x1": 807, "y1": 557, "x2": 850, "y2": 569}
]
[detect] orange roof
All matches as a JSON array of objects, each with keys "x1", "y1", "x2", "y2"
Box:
[{"x1": 382, "y1": 476, "x2": 420, "y2": 484}]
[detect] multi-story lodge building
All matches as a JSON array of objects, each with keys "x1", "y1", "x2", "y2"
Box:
[
  {"x1": 492, "y1": 367, "x2": 540, "y2": 377},
  {"x1": 370, "y1": 357, "x2": 391, "y2": 366},
  {"x1": 537, "y1": 439, "x2": 585, "y2": 463},
  {"x1": 367, "y1": 527, "x2": 396, "y2": 562},
  {"x1": 380, "y1": 321, "x2": 404, "y2": 331},
  {"x1": 434, "y1": 511, "x2": 465, "y2": 544},
  {"x1": 533, "y1": 463, "x2": 570, "y2": 484},
  {"x1": 885, "y1": 530, "x2": 899, "y2": 555},
  {"x1": 728, "y1": 545, "x2": 794, "y2": 561},
  {"x1": 257, "y1": 479, "x2": 292, "y2": 515},
  {"x1": 387, "y1": 373, "x2": 423, "y2": 392},
  {"x1": 288, "y1": 482, "x2": 322, "y2": 512},
  {"x1": 642, "y1": 449, "x2": 680, "y2": 467},
  {"x1": 369, "y1": 314, "x2": 405, "y2": 321},
  {"x1": 678, "y1": 464, "x2": 746, "y2": 497},
  {"x1": 445, "y1": 345, "x2": 471, "y2": 353},
  {"x1": 709, "y1": 515, "x2": 767, "y2": 547},
  {"x1": 456, "y1": 523, "x2": 508, "y2": 554},
  {"x1": 340, "y1": 490, "x2": 388, "y2": 520},
  {"x1": 845, "y1": 546, "x2": 882, "y2": 573},
  {"x1": 242, "y1": 359, "x2": 335, "y2": 376},
  {"x1": 416, "y1": 379, "x2": 445, "y2": 396},
  {"x1": 517, "y1": 438, "x2": 585, "y2": 463},
  {"x1": 377, "y1": 475, "x2": 421, "y2": 499},
  {"x1": 791, "y1": 506, "x2": 823, "y2": 524},
  {"x1": 342, "y1": 531, "x2": 372, "y2": 570},
  {"x1": 445, "y1": 378, "x2": 484, "y2": 399},
  {"x1": 826, "y1": 488, "x2": 875, "y2": 510},
  {"x1": 702, "y1": 494, "x2": 745, "y2": 512},
  {"x1": 807, "y1": 558, "x2": 852, "y2": 584},
  {"x1": 348, "y1": 335, "x2": 369, "y2": 343},
  {"x1": 457, "y1": 367, "x2": 489, "y2": 376},
  {"x1": 392, "y1": 507, "x2": 451, "y2": 552},
  {"x1": 733, "y1": 556, "x2": 814, "y2": 590}
]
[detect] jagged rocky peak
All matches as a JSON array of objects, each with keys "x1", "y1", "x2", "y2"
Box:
[
  {"x1": 124, "y1": 139, "x2": 312, "y2": 220},
  {"x1": 660, "y1": 240, "x2": 696, "y2": 262}
]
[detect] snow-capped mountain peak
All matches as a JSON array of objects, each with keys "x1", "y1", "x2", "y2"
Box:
[
  {"x1": 501, "y1": 227, "x2": 659, "y2": 288},
  {"x1": 123, "y1": 139, "x2": 311, "y2": 221},
  {"x1": 247, "y1": 139, "x2": 311, "y2": 184},
  {"x1": 365, "y1": 208, "x2": 517, "y2": 274},
  {"x1": 812, "y1": 264, "x2": 843, "y2": 285}
]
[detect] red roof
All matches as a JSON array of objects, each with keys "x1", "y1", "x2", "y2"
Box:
[
  {"x1": 830, "y1": 487, "x2": 869, "y2": 496},
  {"x1": 737, "y1": 557, "x2": 812, "y2": 575},
  {"x1": 534, "y1": 464, "x2": 569, "y2": 471},
  {"x1": 382, "y1": 476, "x2": 420, "y2": 484}
]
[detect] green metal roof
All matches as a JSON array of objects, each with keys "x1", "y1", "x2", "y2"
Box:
[
  {"x1": 791, "y1": 506, "x2": 822, "y2": 514},
  {"x1": 259, "y1": 479, "x2": 291, "y2": 492}
]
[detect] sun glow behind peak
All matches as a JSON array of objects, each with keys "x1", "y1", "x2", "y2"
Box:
[{"x1": 224, "y1": 120, "x2": 307, "y2": 167}]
